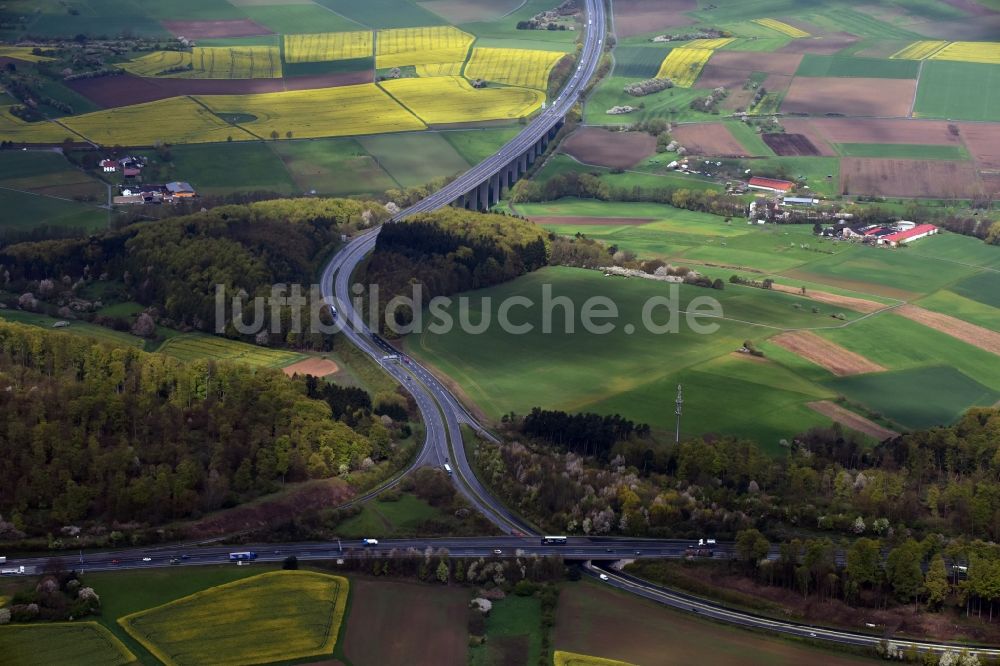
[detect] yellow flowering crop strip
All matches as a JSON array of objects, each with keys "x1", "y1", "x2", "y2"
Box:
[
  {"x1": 0, "y1": 621, "x2": 138, "y2": 665},
  {"x1": 119, "y1": 571, "x2": 349, "y2": 666},
  {"x1": 554, "y1": 651, "x2": 639, "y2": 666},
  {"x1": 121, "y1": 47, "x2": 281, "y2": 78},
  {"x1": 62, "y1": 97, "x2": 256, "y2": 146},
  {"x1": 415, "y1": 61, "x2": 464, "y2": 77},
  {"x1": 890, "y1": 40, "x2": 949, "y2": 60},
  {"x1": 284, "y1": 31, "x2": 373, "y2": 63},
  {"x1": 752, "y1": 18, "x2": 810, "y2": 38},
  {"x1": 928, "y1": 41, "x2": 1000, "y2": 65},
  {"x1": 380, "y1": 75, "x2": 544, "y2": 124},
  {"x1": 464, "y1": 47, "x2": 564, "y2": 90},
  {"x1": 158, "y1": 333, "x2": 305, "y2": 368},
  {"x1": 0, "y1": 46, "x2": 56, "y2": 62},
  {"x1": 655, "y1": 47, "x2": 715, "y2": 87},
  {"x1": 197, "y1": 83, "x2": 426, "y2": 139},
  {"x1": 0, "y1": 106, "x2": 76, "y2": 144},
  {"x1": 375, "y1": 25, "x2": 474, "y2": 68},
  {"x1": 685, "y1": 37, "x2": 736, "y2": 49}
]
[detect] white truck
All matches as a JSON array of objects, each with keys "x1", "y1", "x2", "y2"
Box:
[
  {"x1": 0, "y1": 556, "x2": 6, "y2": 564},
  {"x1": 1, "y1": 566, "x2": 25, "y2": 575},
  {"x1": 362, "y1": 538, "x2": 379, "y2": 546}
]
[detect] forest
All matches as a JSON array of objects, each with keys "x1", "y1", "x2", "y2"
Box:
[
  {"x1": 365, "y1": 209, "x2": 549, "y2": 332},
  {"x1": 0, "y1": 198, "x2": 390, "y2": 348},
  {"x1": 0, "y1": 321, "x2": 379, "y2": 536}
]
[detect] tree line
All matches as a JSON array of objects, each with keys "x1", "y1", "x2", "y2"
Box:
[
  {"x1": 365, "y1": 209, "x2": 549, "y2": 332},
  {"x1": 518, "y1": 407, "x2": 650, "y2": 459}
]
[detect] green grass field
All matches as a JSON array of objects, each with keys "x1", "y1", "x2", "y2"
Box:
[
  {"x1": 795, "y1": 54, "x2": 919, "y2": 78},
  {"x1": 460, "y1": 0, "x2": 578, "y2": 52},
  {"x1": 359, "y1": 132, "x2": 471, "y2": 187},
  {"x1": 914, "y1": 60, "x2": 1000, "y2": 121},
  {"x1": 0, "y1": 309, "x2": 146, "y2": 349},
  {"x1": 0, "y1": 623, "x2": 137, "y2": 666},
  {"x1": 612, "y1": 46, "x2": 672, "y2": 79},
  {"x1": 316, "y1": 0, "x2": 445, "y2": 29},
  {"x1": 744, "y1": 156, "x2": 841, "y2": 196},
  {"x1": 269, "y1": 138, "x2": 397, "y2": 196},
  {"x1": 158, "y1": 333, "x2": 305, "y2": 368},
  {"x1": 916, "y1": 289, "x2": 1000, "y2": 331},
  {"x1": 120, "y1": 571, "x2": 348, "y2": 666},
  {"x1": 949, "y1": 271, "x2": 1000, "y2": 308},
  {"x1": 585, "y1": 76, "x2": 716, "y2": 125},
  {"x1": 0, "y1": 189, "x2": 106, "y2": 233},
  {"x1": 833, "y1": 143, "x2": 969, "y2": 160},
  {"x1": 725, "y1": 122, "x2": 777, "y2": 157},
  {"x1": 442, "y1": 128, "x2": 521, "y2": 164},
  {"x1": 241, "y1": 4, "x2": 362, "y2": 33},
  {"x1": 336, "y1": 493, "x2": 442, "y2": 537},
  {"x1": 139, "y1": 143, "x2": 298, "y2": 197},
  {"x1": 471, "y1": 594, "x2": 544, "y2": 666}
]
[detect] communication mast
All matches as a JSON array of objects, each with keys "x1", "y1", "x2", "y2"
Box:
[{"x1": 674, "y1": 384, "x2": 683, "y2": 443}]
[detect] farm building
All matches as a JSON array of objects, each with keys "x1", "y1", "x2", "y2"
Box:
[
  {"x1": 782, "y1": 196, "x2": 817, "y2": 206},
  {"x1": 166, "y1": 181, "x2": 196, "y2": 197},
  {"x1": 879, "y1": 224, "x2": 939, "y2": 247},
  {"x1": 748, "y1": 176, "x2": 794, "y2": 193},
  {"x1": 100, "y1": 159, "x2": 116, "y2": 172}
]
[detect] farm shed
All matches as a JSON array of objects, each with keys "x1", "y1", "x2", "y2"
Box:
[
  {"x1": 100, "y1": 159, "x2": 117, "y2": 172},
  {"x1": 166, "y1": 181, "x2": 196, "y2": 197},
  {"x1": 783, "y1": 196, "x2": 817, "y2": 206},
  {"x1": 879, "y1": 224, "x2": 939, "y2": 247}
]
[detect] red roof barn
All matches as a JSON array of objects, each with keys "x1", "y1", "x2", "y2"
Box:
[
  {"x1": 880, "y1": 224, "x2": 939, "y2": 247},
  {"x1": 100, "y1": 159, "x2": 117, "y2": 172}
]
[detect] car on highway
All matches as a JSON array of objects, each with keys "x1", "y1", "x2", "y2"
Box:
[
  {"x1": 493, "y1": 549, "x2": 503, "y2": 555},
  {"x1": 599, "y1": 573, "x2": 609, "y2": 581},
  {"x1": 111, "y1": 559, "x2": 120, "y2": 565},
  {"x1": 169, "y1": 558, "x2": 180, "y2": 565},
  {"x1": 605, "y1": 548, "x2": 614, "y2": 553},
  {"x1": 142, "y1": 557, "x2": 151, "y2": 562},
  {"x1": 809, "y1": 632, "x2": 817, "y2": 638}
]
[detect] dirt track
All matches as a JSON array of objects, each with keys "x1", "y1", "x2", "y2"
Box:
[
  {"x1": 896, "y1": 304, "x2": 1000, "y2": 356},
  {"x1": 809, "y1": 400, "x2": 900, "y2": 440},
  {"x1": 770, "y1": 283, "x2": 886, "y2": 313},
  {"x1": 283, "y1": 357, "x2": 340, "y2": 377},
  {"x1": 772, "y1": 330, "x2": 887, "y2": 376}
]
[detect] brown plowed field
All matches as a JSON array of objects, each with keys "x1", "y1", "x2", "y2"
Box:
[
  {"x1": 671, "y1": 122, "x2": 748, "y2": 157},
  {"x1": 840, "y1": 157, "x2": 979, "y2": 198},
  {"x1": 779, "y1": 33, "x2": 859, "y2": 54},
  {"x1": 762, "y1": 133, "x2": 821, "y2": 156},
  {"x1": 693, "y1": 63, "x2": 753, "y2": 90},
  {"x1": 612, "y1": 0, "x2": 696, "y2": 38},
  {"x1": 772, "y1": 330, "x2": 887, "y2": 376},
  {"x1": 958, "y1": 123, "x2": 1000, "y2": 170},
  {"x1": 770, "y1": 283, "x2": 886, "y2": 313},
  {"x1": 68, "y1": 71, "x2": 373, "y2": 108},
  {"x1": 530, "y1": 216, "x2": 656, "y2": 226},
  {"x1": 896, "y1": 304, "x2": 1000, "y2": 356},
  {"x1": 161, "y1": 19, "x2": 273, "y2": 39},
  {"x1": 561, "y1": 127, "x2": 656, "y2": 168},
  {"x1": 701, "y1": 50, "x2": 804, "y2": 76},
  {"x1": 786, "y1": 118, "x2": 963, "y2": 146},
  {"x1": 808, "y1": 400, "x2": 900, "y2": 440},
  {"x1": 283, "y1": 357, "x2": 340, "y2": 378},
  {"x1": 781, "y1": 77, "x2": 916, "y2": 117}
]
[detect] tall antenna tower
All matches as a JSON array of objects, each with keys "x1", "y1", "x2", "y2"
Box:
[{"x1": 674, "y1": 384, "x2": 683, "y2": 443}]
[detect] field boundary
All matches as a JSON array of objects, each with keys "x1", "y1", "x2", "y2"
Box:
[
  {"x1": 895, "y1": 304, "x2": 1000, "y2": 356},
  {"x1": 808, "y1": 400, "x2": 900, "y2": 441},
  {"x1": 773, "y1": 330, "x2": 887, "y2": 376}
]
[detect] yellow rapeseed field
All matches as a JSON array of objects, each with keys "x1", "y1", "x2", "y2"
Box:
[
  {"x1": 890, "y1": 40, "x2": 949, "y2": 60},
  {"x1": 415, "y1": 61, "x2": 464, "y2": 77},
  {"x1": 0, "y1": 46, "x2": 55, "y2": 62},
  {"x1": 685, "y1": 37, "x2": 736, "y2": 49},
  {"x1": 62, "y1": 97, "x2": 257, "y2": 146},
  {"x1": 752, "y1": 18, "x2": 810, "y2": 38},
  {"x1": 655, "y1": 48, "x2": 715, "y2": 87},
  {"x1": 121, "y1": 47, "x2": 281, "y2": 79},
  {"x1": 284, "y1": 31, "x2": 373, "y2": 63},
  {"x1": 928, "y1": 41, "x2": 1000, "y2": 65},
  {"x1": 554, "y1": 651, "x2": 638, "y2": 666},
  {"x1": 197, "y1": 84, "x2": 426, "y2": 139},
  {"x1": 0, "y1": 622, "x2": 138, "y2": 666},
  {"x1": 0, "y1": 107, "x2": 76, "y2": 144},
  {"x1": 380, "y1": 75, "x2": 544, "y2": 124},
  {"x1": 464, "y1": 47, "x2": 564, "y2": 90},
  {"x1": 375, "y1": 25, "x2": 474, "y2": 68},
  {"x1": 119, "y1": 571, "x2": 349, "y2": 666}
]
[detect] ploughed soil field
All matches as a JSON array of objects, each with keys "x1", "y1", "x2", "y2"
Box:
[
  {"x1": 959, "y1": 122, "x2": 1000, "y2": 169},
  {"x1": 785, "y1": 117, "x2": 965, "y2": 145},
  {"x1": 896, "y1": 304, "x2": 1000, "y2": 356},
  {"x1": 840, "y1": 157, "x2": 980, "y2": 198},
  {"x1": 772, "y1": 330, "x2": 887, "y2": 376},
  {"x1": 162, "y1": 19, "x2": 273, "y2": 39},
  {"x1": 762, "y1": 133, "x2": 822, "y2": 156},
  {"x1": 68, "y1": 71, "x2": 373, "y2": 107},
  {"x1": 770, "y1": 283, "x2": 886, "y2": 313},
  {"x1": 611, "y1": 0, "x2": 696, "y2": 37},
  {"x1": 704, "y1": 51, "x2": 804, "y2": 77},
  {"x1": 671, "y1": 123, "x2": 748, "y2": 157},
  {"x1": 808, "y1": 400, "x2": 900, "y2": 440},
  {"x1": 561, "y1": 127, "x2": 656, "y2": 168},
  {"x1": 781, "y1": 77, "x2": 916, "y2": 117}
]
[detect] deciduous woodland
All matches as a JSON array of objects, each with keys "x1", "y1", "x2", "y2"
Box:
[{"x1": 0, "y1": 321, "x2": 377, "y2": 533}]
